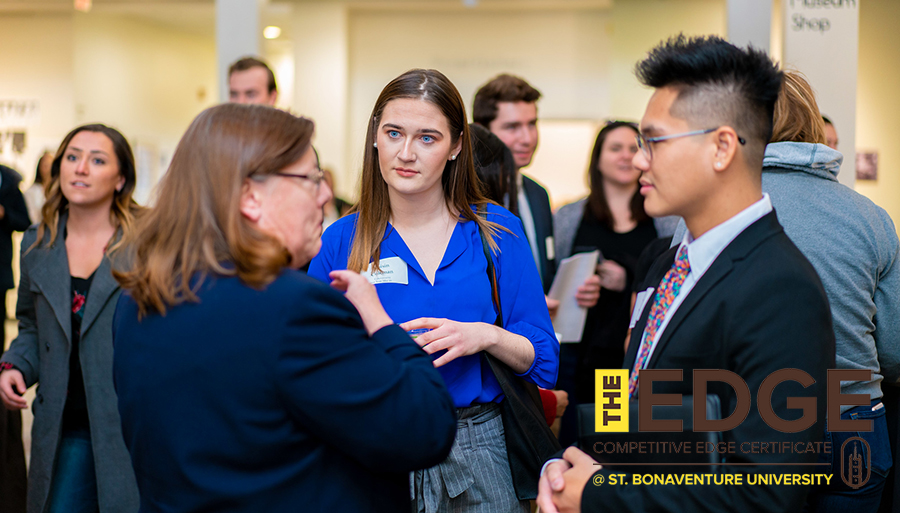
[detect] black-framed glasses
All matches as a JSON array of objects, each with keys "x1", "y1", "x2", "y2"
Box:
[
  {"x1": 272, "y1": 168, "x2": 325, "y2": 190},
  {"x1": 635, "y1": 127, "x2": 746, "y2": 161}
]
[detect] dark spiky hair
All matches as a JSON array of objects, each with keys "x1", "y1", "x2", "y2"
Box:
[{"x1": 635, "y1": 34, "x2": 782, "y2": 170}]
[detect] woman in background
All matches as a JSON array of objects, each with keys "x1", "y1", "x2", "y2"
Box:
[
  {"x1": 553, "y1": 121, "x2": 657, "y2": 446},
  {"x1": 309, "y1": 69, "x2": 557, "y2": 512},
  {"x1": 24, "y1": 151, "x2": 53, "y2": 224},
  {"x1": 0, "y1": 124, "x2": 141, "y2": 513}
]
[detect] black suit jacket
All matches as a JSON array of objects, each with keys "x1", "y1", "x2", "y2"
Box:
[
  {"x1": 521, "y1": 175, "x2": 556, "y2": 291},
  {"x1": 582, "y1": 211, "x2": 835, "y2": 512},
  {"x1": 0, "y1": 166, "x2": 30, "y2": 291}
]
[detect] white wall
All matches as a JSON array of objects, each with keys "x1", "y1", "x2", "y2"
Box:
[
  {"x1": 0, "y1": 14, "x2": 76, "y2": 183},
  {"x1": 292, "y1": 3, "x2": 350, "y2": 200},
  {"x1": 73, "y1": 12, "x2": 218, "y2": 202},
  {"x1": 855, "y1": 0, "x2": 900, "y2": 226},
  {"x1": 342, "y1": 1, "x2": 727, "y2": 207},
  {"x1": 346, "y1": 8, "x2": 613, "y2": 206},
  {"x1": 607, "y1": 0, "x2": 728, "y2": 122}
]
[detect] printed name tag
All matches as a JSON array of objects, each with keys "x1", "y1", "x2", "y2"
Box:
[
  {"x1": 629, "y1": 287, "x2": 655, "y2": 329},
  {"x1": 361, "y1": 256, "x2": 409, "y2": 285}
]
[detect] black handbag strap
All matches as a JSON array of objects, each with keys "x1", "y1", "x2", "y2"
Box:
[
  {"x1": 475, "y1": 209, "x2": 561, "y2": 500},
  {"x1": 475, "y1": 211, "x2": 544, "y2": 410},
  {"x1": 478, "y1": 219, "x2": 503, "y2": 328}
]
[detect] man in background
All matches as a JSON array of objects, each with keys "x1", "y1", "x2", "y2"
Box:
[
  {"x1": 823, "y1": 115, "x2": 839, "y2": 150},
  {"x1": 474, "y1": 74, "x2": 557, "y2": 290},
  {"x1": 474, "y1": 74, "x2": 601, "y2": 305},
  {"x1": 228, "y1": 56, "x2": 278, "y2": 106},
  {"x1": 0, "y1": 163, "x2": 30, "y2": 513}
]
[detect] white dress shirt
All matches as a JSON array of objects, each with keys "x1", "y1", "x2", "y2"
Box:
[{"x1": 516, "y1": 173, "x2": 543, "y2": 281}]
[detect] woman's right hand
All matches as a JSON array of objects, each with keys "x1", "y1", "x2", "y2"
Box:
[
  {"x1": 329, "y1": 270, "x2": 393, "y2": 336},
  {"x1": 0, "y1": 369, "x2": 28, "y2": 410}
]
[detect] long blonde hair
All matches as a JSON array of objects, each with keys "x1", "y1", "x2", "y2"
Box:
[
  {"x1": 114, "y1": 104, "x2": 314, "y2": 316},
  {"x1": 33, "y1": 124, "x2": 142, "y2": 252},
  {"x1": 349, "y1": 69, "x2": 505, "y2": 273},
  {"x1": 771, "y1": 70, "x2": 827, "y2": 144}
]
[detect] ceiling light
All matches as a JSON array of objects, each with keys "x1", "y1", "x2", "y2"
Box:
[{"x1": 263, "y1": 26, "x2": 281, "y2": 40}]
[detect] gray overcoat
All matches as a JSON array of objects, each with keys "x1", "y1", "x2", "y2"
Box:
[{"x1": 0, "y1": 215, "x2": 138, "y2": 513}]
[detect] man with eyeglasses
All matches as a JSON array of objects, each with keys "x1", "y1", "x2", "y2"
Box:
[{"x1": 537, "y1": 35, "x2": 834, "y2": 513}]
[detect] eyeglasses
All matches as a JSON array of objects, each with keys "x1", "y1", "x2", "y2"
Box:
[
  {"x1": 635, "y1": 127, "x2": 746, "y2": 161},
  {"x1": 272, "y1": 168, "x2": 325, "y2": 190}
]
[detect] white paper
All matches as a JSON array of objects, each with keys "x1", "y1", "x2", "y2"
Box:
[
  {"x1": 361, "y1": 256, "x2": 409, "y2": 285},
  {"x1": 547, "y1": 250, "x2": 600, "y2": 343},
  {"x1": 630, "y1": 287, "x2": 655, "y2": 329}
]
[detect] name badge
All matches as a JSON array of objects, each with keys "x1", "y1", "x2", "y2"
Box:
[
  {"x1": 362, "y1": 256, "x2": 409, "y2": 285},
  {"x1": 629, "y1": 287, "x2": 655, "y2": 329}
]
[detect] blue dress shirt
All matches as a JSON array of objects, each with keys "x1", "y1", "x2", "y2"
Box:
[{"x1": 308, "y1": 203, "x2": 558, "y2": 408}]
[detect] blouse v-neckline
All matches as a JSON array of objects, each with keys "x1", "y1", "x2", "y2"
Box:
[{"x1": 384, "y1": 220, "x2": 466, "y2": 286}]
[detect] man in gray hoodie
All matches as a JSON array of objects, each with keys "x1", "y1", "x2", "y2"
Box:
[{"x1": 761, "y1": 139, "x2": 898, "y2": 511}]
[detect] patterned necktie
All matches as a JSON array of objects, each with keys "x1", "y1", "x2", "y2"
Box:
[{"x1": 628, "y1": 245, "x2": 691, "y2": 399}]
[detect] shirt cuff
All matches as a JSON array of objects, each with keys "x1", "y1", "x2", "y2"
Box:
[{"x1": 540, "y1": 458, "x2": 565, "y2": 477}]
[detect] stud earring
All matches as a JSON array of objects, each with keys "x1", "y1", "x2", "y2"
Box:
[
  {"x1": 373, "y1": 142, "x2": 378, "y2": 149},
  {"x1": 450, "y1": 154, "x2": 457, "y2": 161}
]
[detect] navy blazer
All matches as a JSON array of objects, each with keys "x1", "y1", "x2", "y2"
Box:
[
  {"x1": 522, "y1": 175, "x2": 556, "y2": 291},
  {"x1": 582, "y1": 211, "x2": 835, "y2": 513},
  {"x1": 113, "y1": 270, "x2": 456, "y2": 513}
]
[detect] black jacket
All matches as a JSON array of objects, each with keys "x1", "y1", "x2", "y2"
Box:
[
  {"x1": 583, "y1": 211, "x2": 835, "y2": 512},
  {"x1": 522, "y1": 175, "x2": 556, "y2": 292},
  {"x1": 0, "y1": 165, "x2": 31, "y2": 290}
]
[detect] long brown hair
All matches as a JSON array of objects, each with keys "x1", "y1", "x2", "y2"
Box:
[
  {"x1": 770, "y1": 70, "x2": 827, "y2": 144},
  {"x1": 114, "y1": 104, "x2": 314, "y2": 316},
  {"x1": 585, "y1": 121, "x2": 648, "y2": 229},
  {"x1": 34, "y1": 123, "x2": 141, "y2": 252},
  {"x1": 348, "y1": 69, "x2": 504, "y2": 273}
]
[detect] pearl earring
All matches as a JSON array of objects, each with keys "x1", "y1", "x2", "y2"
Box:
[
  {"x1": 373, "y1": 142, "x2": 377, "y2": 149},
  {"x1": 450, "y1": 154, "x2": 457, "y2": 161}
]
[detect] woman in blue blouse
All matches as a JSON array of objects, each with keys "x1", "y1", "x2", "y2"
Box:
[{"x1": 308, "y1": 69, "x2": 557, "y2": 512}]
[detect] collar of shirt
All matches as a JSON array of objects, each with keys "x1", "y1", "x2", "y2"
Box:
[{"x1": 678, "y1": 193, "x2": 773, "y2": 279}]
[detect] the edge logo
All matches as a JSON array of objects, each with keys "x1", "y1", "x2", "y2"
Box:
[{"x1": 594, "y1": 368, "x2": 873, "y2": 489}]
